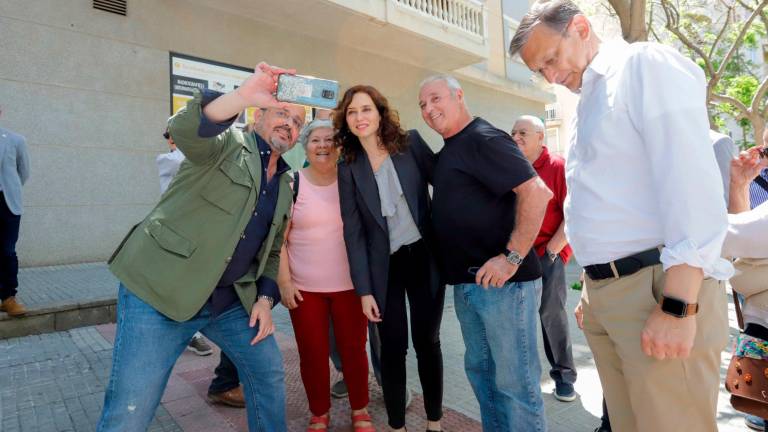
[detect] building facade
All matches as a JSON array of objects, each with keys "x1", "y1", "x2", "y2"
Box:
[{"x1": 0, "y1": 0, "x2": 551, "y2": 265}]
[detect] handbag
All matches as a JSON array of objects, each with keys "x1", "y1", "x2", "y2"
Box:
[{"x1": 725, "y1": 287, "x2": 768, "y2": 418}]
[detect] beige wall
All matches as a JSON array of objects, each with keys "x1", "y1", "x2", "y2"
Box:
[{"x1": 0, "y1": 0, "x2": 545, "y2": 266}]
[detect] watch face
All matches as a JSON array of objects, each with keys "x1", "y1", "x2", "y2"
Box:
[
  {"x1": 506, "y1": 251, "x2": 523, "y2": 265},
  {"x1": 661, "y1": 297, "x2": 687, "y2": 317}
]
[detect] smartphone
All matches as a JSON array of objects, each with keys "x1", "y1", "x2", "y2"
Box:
[{"x1": 276, "y1": 74, "x2": 339, "y2": 109}]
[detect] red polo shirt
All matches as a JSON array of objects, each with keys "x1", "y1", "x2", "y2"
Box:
[{"x1": 532, "y1": 146, "x2": 572, "y2": 263}]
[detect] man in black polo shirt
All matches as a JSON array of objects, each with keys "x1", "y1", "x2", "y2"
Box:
[{"x1": 418, "y1": 75, "x2": 553, "y2": 432}]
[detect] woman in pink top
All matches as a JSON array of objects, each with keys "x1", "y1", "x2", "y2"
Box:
[{"x1": 277, "y1": 119, "x2": 373, "y2": 432}]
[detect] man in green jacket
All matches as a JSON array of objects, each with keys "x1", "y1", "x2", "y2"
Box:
[{"x1": 97, "y1": 63, "x2": 305, "y2": 432}]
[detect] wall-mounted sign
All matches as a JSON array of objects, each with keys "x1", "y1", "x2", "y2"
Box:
[
  {"x1": 168, "y1": 52, "x2": 311, "y2": 170},
  {"x1": 169, "y1": 52, "x2": 256, "y2": 126}
]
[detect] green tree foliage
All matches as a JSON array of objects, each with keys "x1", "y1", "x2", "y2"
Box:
[{"x1": 600, "y1": 0, "x2": 768, "y2": 147}]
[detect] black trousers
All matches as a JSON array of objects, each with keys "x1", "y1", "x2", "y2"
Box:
[
  {"x1": 0, "y1": 192, "x2": 20, "y2": 301},
  {"x1": 378, "y1": 239, "x2": 444, "y2": 429},
  {"x1": 208, "y1": 352, "x2": 239, "y2": 394}
]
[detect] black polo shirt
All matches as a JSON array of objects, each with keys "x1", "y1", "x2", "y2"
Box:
[{"x1": 432, "y1": 117, "x2": 542, "y2": 285}]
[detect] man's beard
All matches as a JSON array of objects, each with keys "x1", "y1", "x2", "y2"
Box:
[
  {"x1": 268, "y1": 127, "x2": 293, "y2": 154},
  {"x1": 269, "y1": 136, "x2": 292, "y2": 154}
]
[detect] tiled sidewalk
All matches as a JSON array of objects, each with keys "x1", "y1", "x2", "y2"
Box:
[
  {"x1": 0, "y1": 262, "x2": 752, "y2": 431},
  {"x1": 8, "y1": 263, "x2": 117, "y2": 311}
]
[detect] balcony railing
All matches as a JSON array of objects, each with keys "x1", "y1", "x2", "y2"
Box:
[
  {"x1": 391, "y1": 0, "x2": 485, "y2": 38},
  {"x1": 545, "y1": 103, "x2": 561, "y2": 121}
]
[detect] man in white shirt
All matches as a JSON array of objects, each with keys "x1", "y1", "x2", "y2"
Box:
[{"x1": 510, "y1": 1, "x2": 733, "y2": 430}]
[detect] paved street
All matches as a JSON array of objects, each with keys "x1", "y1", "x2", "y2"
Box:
[{"x1": 0, "y1": 263, "x2": 752, "y2": 431}]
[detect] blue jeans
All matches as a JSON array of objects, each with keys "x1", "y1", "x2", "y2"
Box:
[
  {"x1": 454, "y1": 280, "x2": 546, "y2": 432},
  {"x1": 97, "y1": 284, "x2": 286, "y2": 432}
]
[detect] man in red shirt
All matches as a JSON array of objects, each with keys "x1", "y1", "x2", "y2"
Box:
[{"x1": 511, "y1": 115, "x2": 577, "y2": 402}]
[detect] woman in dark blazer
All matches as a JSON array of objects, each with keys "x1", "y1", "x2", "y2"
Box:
[{"x1": 335, "y1": 85, "x2": 445, "y2": 432}]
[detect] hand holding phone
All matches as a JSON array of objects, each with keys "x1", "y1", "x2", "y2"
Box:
[
  {"x1": 203, "y1": 63, "x2": 295, "y2": 123},
  {"x1": 276, "y1": 74, "x2": 340, "y2": 109},
  {"x1": 235, "y1": 62, "x2": 295, "y2": 109}
]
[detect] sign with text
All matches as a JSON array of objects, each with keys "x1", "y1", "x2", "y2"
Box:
[{"x1": 169, "y1": 53, "x2": 256, "y2": 126}]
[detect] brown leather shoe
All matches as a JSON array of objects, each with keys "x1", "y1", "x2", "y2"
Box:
[
  {"x1": 207, "y1": 386, "x2": 245, "y2": 408},
  {"x1": 0, "y1": 297, "x2": 26, "y2": 317}
]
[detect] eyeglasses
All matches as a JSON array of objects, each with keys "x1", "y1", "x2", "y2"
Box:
[{"x1": 273, "y1": 109, "x2": 304, "y2": 130}]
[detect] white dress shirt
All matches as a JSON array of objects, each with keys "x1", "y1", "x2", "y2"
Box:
[{"x1": 564, "y1": 40, "x2": 733, "y2": 280}]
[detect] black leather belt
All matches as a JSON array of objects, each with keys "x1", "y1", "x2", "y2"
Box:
[{"x1": 583, "y1": 248, "x2": 661, "y2": 281}]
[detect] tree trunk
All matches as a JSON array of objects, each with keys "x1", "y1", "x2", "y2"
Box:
[
  {"x1": 608, "y1": 0, "x2": 648, "y2": 42},
  {"x1": 628, "y1": 0, "x2": 648, "y2": 41}
]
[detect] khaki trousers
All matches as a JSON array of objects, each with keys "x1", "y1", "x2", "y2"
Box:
[{"x1": 581, "y1": 264, "x2": 728, "y2": 432}]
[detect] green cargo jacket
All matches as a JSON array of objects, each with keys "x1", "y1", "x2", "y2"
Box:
[{"x1": 109, "y1": 90, "x2": 292, "y2": 322}]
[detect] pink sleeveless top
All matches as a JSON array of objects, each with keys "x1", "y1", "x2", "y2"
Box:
[{"x1": 286, "y1": 170, "x2": 355, "y2": 293}]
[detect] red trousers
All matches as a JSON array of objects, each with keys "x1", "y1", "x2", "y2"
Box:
[{"x1": 289, "y1": 289, "x2": 369, "y2": 415}]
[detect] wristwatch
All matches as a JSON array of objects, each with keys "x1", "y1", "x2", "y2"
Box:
[
  {"x1": 257, "y1": 295, "x2": 275, "y2": 309},
  {"x1": 504, "y1": 248, "x2": 524, "y2": 266},
  {"x1": 660, "y1": 295, "x2": 698, "y2": 318},
  {"x1": 546, "y1": 249, "x2": 558, "y2": 262}
]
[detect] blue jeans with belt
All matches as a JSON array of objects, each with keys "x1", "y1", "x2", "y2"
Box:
[
  {"x1": 97, "y1": 284, "x2": 286, "y2": 432},
  {"x1": 454, "y1": 279, "x2": 546, "y2": 432}
]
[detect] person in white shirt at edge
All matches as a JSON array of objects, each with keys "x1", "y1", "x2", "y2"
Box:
[
  {"x1": 510, "y1": 1, "x2": 734, "y2": 431},
  {"x1": 724, "y1": 143, "x2": 768, "y2": 432},
  {"x1": 726, "y1": 144, "x2": 768, "y2": 328}
]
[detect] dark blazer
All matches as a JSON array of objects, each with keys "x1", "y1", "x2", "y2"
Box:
[{"x1": 338, "y1": 130, "x2": 444, "y2": 315}]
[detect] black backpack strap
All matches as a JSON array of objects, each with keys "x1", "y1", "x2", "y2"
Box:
[
  {"x1": 292, "y1": 170, "x2": 300, "y2": 203},
  {"x1": 754, "y1": 174, "x2": 768, "y2": 194}
]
